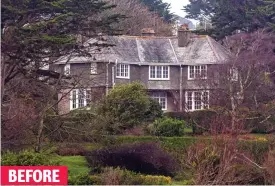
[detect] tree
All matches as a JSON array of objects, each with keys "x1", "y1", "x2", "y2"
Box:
[
  {"x1": 97, "y1": 82, "x2": 162, "y2": 134},
  {"x1": 184, "y1": 0, "x2": 272, "y2": 39},
  {"x1": 140, "y1": 0, "x2": 175, "y2": 23},
  {"x1": 205, "y1": 31, "x2": 275, "y2": 133},
  {"x1": 105, "y1": 0, "x2": 174, "y2": 36},
  {"x1": 1, "y1": 0, "x2": 123, "y2": 151}
]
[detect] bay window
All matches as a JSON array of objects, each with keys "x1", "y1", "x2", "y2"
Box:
[
  {"x1": 185, "y1": 91, "x2": 209, "y2": 111},
  {"x1": 151, "y1": 92, "x2": 167, "y2": 110},
  {"x1": 70, "y1": 89, "x2": 91, "y2": 110}
]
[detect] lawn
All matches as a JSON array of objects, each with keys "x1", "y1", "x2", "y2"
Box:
[{"x1": 59, "y1": 156, "x2": 89, "y2": 175}]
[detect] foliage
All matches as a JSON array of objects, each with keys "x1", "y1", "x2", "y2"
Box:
[
  {"x1": 97, "y1": 82, "x2": 162, "y2": 134},
  {"x1": 149, "y1": 117, "x2": 186, "y2": 137},
  {"x1": 140, "y1": 0, "x2": 175, "y2": 23},
  {"x1": 44, "y1": 109, "x2": 103, "y2": 142},
  {"x1": 68, "y1": 173, "x2": 100, "y2": 185},
  {"x1": 1, "y1": 150, "x2": 60, "y2": 166},
  {"x1": 55, "y1": 143, "x2": 86, "y2": 156},
  {"x1": 85, "y1": 142, "x2": 179, "y2": 176},
  {"x1": 184, "y1": 0, "x2": 273, "y2": 39}
]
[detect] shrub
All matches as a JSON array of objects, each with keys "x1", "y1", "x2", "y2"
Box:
[
  {"x1": 152, "y1": 117, "x2": 186, "y2": 137},
  {"x1": 100, "y1": 167, "x2": 172, "y2": 185},
  {"x1": 1, "y1": 150, "x2": 60, "y2": 166},
  {"x1": 189, "y1": 110, "x2": 219, "y2": 134},
  {"x1": 55, "y1": 143, "x2": 86, "y2": 156},
  {"x1": 68, "y1": 173, "x2": 100, "y2": 185},
  {"x1": 85, "y1": 142, "x2": 179, "y2": 176},
  {"x1": 97, "y1": 82, "x2": 162, "y2": 134}
]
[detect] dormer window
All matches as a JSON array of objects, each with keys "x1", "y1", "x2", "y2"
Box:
[
  {"x1": 64, "y1": 64, "x2": 70, "y2": 75},
  {"x1": 188, "y1": 65, "x2": 207, "y2": 80}
]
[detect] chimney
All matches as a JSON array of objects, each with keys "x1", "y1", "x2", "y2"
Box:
[
  {"x1": 178, "y1": 24, "x2": 191, "y2": 47},
  {"x1": 141, "y1": 28, "x2": 155, "y2": 36}
]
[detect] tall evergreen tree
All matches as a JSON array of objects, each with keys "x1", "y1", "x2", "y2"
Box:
[
  {"x1": 1, "y1": 0, "x2": 122, "y2": 86},
  {"x1": 140, "y1": 0, "x2": 175, "y2": 23},
  {"x1": 184, "y1": 0, "x2": 272, "y2": 39}
]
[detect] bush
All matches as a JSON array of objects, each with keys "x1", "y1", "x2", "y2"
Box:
[
  {"x1": 85, "y1": 142, "x2": 179, "y2": 176},
  {"x1": 68, "y1": 173, "x2": 100, "y2": 185},
  {"x1": 97, "y1": 82, "x2": 162, "y2": 134},
  {"x1": 190, "y1": 110, "x2": 219, "y2": 134},
  {"x1": 151, "y1": 117, "x2": 186, "y2": 137},
  {"x1": 100, "y1": 167, "x2": 172, "y2": 185},
  {"x1": 1, "y1": 150, "x2": 60, "y2": 166},
  {"x1": 55, "y1": 143, "x2": 86, "y2": 156}
]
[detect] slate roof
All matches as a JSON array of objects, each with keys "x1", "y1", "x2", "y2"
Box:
[{"x1": 57, "y1": 35, "x2": 230, "y2": 65}]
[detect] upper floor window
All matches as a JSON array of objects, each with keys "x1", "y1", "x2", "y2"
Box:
[
  {"x1": 70, "y1": 89, "x2": 91, "y2": 110},
  {"x1": 149, "y1": 66, "x2": 169, "y2": 80},
  {"x1": 91, "y1": 62, "x2": 97, "y2": 74},
  {"x1": 116, "y1": 64, "x2": 130, "y2": 79},
  {"x1": 188, "y1": 65, "x2": 207, "y2": 80},
  {"x1": 151, "y1": 92, "x2": 167, "y2": 110},
  {"x1": 64, "y1": 64, "x2": 71, "y2": 76},
  {"x1": 186, "y1": 91, "x2": 209, "y2": 111}
]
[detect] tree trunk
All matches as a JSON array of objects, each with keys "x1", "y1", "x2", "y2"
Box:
[{"x1": 35, "y1": 116, "x2": 44, "y2": 152}]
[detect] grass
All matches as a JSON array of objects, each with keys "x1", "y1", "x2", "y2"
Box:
[{"x1": 59, "y1": 156, "x2": 89, "y2": 175}]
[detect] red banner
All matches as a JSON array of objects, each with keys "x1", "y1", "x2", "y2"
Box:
[{"x1": 1, "y1": 166, "x2": 68, "y2": 185}]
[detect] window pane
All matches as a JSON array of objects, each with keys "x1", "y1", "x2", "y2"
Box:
[
  {"x1": 91, "y1": 63, "x2": 97, "y2": 74},
  {"x1": 189, "y1": 66, "x2": 194, "y2": 79},
  {"x1": 116, "y1": 65, "x2": 120, "y2": 77},
  {"x1": 86, "y1": 90, "x2": 91, "y2": 106},
  {"x1": 157, "y1": 66, "x2": 162, "y2": 78},
  {"x1": 163, "y1": 66, "x2": 168, "y2": 79},
  {"x1": 150, "y1": 66, "x2": 155, "y2": 78},
  {"x1": 203, "y1": 91, "x2": 209, "y2": 109},
  {"x1": 72, "y1": 90, "x2": 77, "y2": 109},
  {"x1": 125, "y1": 65, "x2": 128, "y2": 77},
  {"x1": 195, "y1": 66, "x2": 200, "y2": 78},
  {"x1": 194, "y1": 92, "x2": 202, "y2": 110},
  {"x1": 187, "y1": 92, "x2": 193, "y2": 110},
  {"x1": 78, "y1": 89, "x2": 85, "y2": 108},
  {"x1": 201, "y1": 65, "x2": 207, "y2": 79}
]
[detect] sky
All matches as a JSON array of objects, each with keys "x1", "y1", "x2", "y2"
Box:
[
  {"x1": 162, "y1": 0, "x2": 190, "y2": 18},
  {"x1": 162, "y1": 0, "x2": 197, "y2": 24}
]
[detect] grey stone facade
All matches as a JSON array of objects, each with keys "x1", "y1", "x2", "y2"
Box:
[{"x1": 54, "y1": 30, "x2": 230, "y2": 114}]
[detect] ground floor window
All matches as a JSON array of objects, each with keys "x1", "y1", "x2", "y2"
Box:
[
  {"x1": 185, "y1": 91, "x2": 209, "y2": 111},
  {"x1": 70, "y1": 89, "x2": 91, "y2": 110},
  {"x1": 151, "y1": 92, "x2": 167, "y2": 110}
]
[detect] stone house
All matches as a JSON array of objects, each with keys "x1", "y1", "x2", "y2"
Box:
[{"x1": 54, "y1": 27, "x2": 230, "y2": 114}]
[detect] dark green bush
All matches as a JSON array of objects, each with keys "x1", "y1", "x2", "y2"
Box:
[
  {"x1": 150, "y1": 117, "x2": 186, "y2": 137},
  {"x1": 97, "y1": 82, "x2": 162, "y2": 134},
  {"x1": 190, "y1": 110, "x2": 219, "y2": 134},
  {"x1": 85, "y1": 142, "x2": 179, "y2": 177},
  {"x1": 1, "y1": 150, "x2": 60, "y2": 166}
]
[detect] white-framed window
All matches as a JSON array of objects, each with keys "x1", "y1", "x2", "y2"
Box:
[
  {"x1": 64, "y1": 64, "x2": 71, "y2": 75},
  {"x1": 116, "y1": 64, "x2": 130, "y2": 79},
  {"x1": 149, "y1": 66, "x2": 169, "y2": 80},
  {"x1": 230, "y1": 68, "x2": 238, "y2": 81},
  {"x1": 188, "y1": 65, "x2": 207, "y2": 80},
  {"x1": 185, "y1": 91, "x2": 209, "y2": 111},
  {"x1": 70, "y1": 89, "x2": 91, "y2": 110},
  {"x1": 91, "y1": 63, "x2": 97, "y2": 74},
  {"x1": 151, "y1": 92, "x2": 167, "y2": 110}
]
